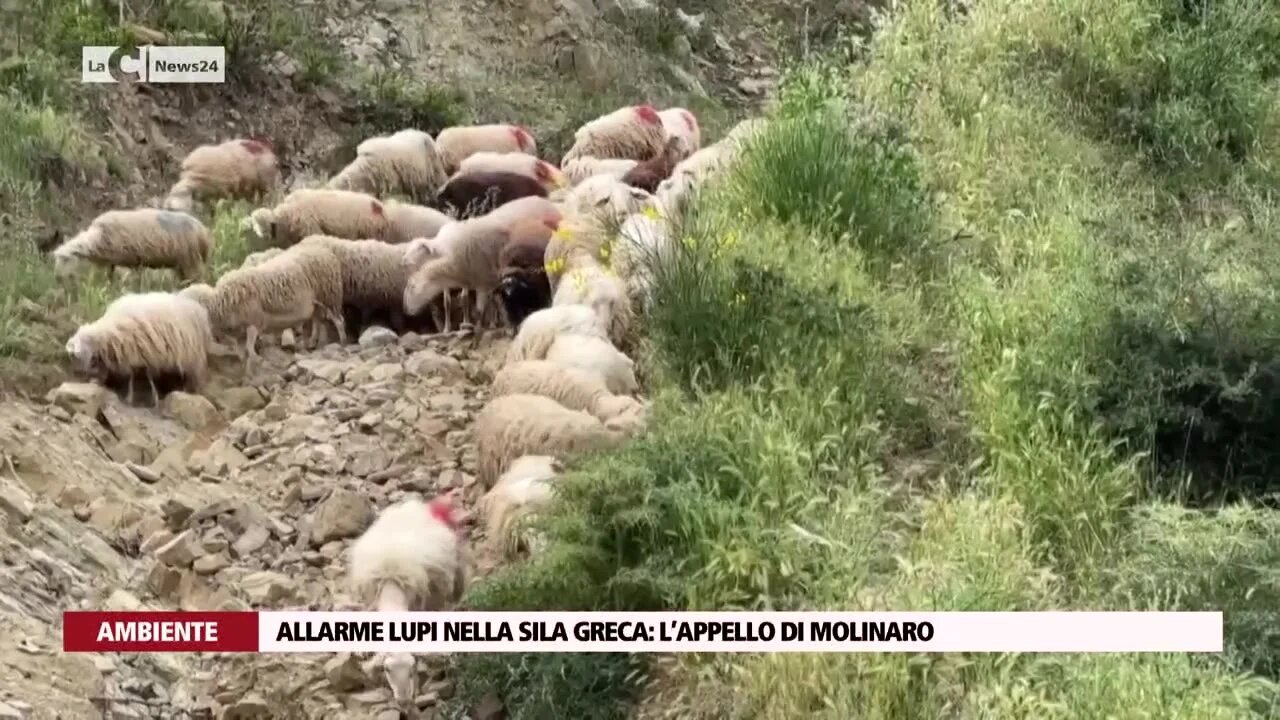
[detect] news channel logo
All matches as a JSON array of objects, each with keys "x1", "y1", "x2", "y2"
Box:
[{"x1": 82, "y1": 45, "x2": 225, "y2": 84}]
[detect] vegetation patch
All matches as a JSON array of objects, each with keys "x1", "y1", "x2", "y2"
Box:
[{"x1": 452, "y1": 0, "x2": 1280, "y2": 716}]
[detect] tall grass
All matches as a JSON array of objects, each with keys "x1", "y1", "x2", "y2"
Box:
[{"x1": 451, "y1": 0, "x2": 1280, "y2": 716}]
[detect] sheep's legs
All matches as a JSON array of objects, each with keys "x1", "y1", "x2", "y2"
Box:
[
  {"x1": 147, "y1": 372, "x2": 160, "y2": 408},
  {"x1": 243, "y1": 326, "x2": 259, "y2": 375},
  {"x1": 327, "y1": 308, "x2": 347, "y2": 345},
  {"x1": 125, "y1": 374, "x2": 136, "y2": 406},
  {"x1": 460, "y1": 290, "x2": 474, "y2": 328},
  {"x1": 440, "y1": 293, "x2": 454, "y2": 333},
  {"x1": 473, "y1": 291, "x2": 490, "y2": 331}
]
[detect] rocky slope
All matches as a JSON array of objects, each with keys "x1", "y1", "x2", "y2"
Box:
[{"x1": 0, "y1": 327, "x2": 514, "y2": 719}]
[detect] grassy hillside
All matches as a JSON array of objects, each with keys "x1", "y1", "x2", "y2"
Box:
[{"x1": 454, "y1": 0, "x2": 1280, "y2": 717}]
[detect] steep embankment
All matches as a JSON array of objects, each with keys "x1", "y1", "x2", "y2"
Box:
[{"x1": 0, "y1": 328, "x2": 514, "y2": 718}]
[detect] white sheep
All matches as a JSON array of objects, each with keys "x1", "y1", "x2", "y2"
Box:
[
  {"x1": 475, "y1": 394, "x2": 626, "y2": 489},
  {"x1": 561, "y1": 156, "x2": 639, "y2": 186},
  {"x1": 653, "y1": 143, "x2": 732, "y2": 216},
  {"x1": 659, "y1": 107, "x2": 701, "y2": 156},
  {"x1": 456, "y1": 152, "x2": 566, "y2": 191},
  {"x1": 551, "y1": 249, "x2": 632, "y2": 347},
  {"x1": 721, "y1": 117, "x2": 768, "y2": 153},
  {"x1": 544, "y1": 332, "x2": 638, "y2": 395},
  {"x1": 53, "y1": 209, "x2": 211, "y2": 281},
  {"x1": 492, "y1": 361, "x2": 647, "y2": 430},
  {"x1": 435, "y1": 124, "x2": 538, "y2": 174},
  {"x1": 248, "y1": 188, "x2": 392, "y2": 247},
  {"x1": 327, "y1": 129, "x2": 448, "y2": 203},
  {"x1": 163, "y1": 137, "x2": 280, "y2": 212},
  {"x1": 479, "y1": 455, "x2": 560, "y2": 559},
  {"x1": 185, "y1": 243, "x2": 345, "y2": 369},
  {"x1": 505, "y1": 304, "x2": 609, "y2": 364},
  {"x1": 402, "y1": 216, "x2": 512, "y2": 329},
  {"x1": 384, "y1": 200, "x2": 452, "y2": 244},
  {"x1": 65, "y1": 291, "x2": 213, "y2": 405},
  {"x1": 612, "y1": 210, "x2": 674, "y2": 307},
  {"x1": 553, "y1": 175, "x2": 653, "y2": 225},
  {"x1": 560, "y1": 105, "x2": 667, "y2": 166},
  {"x1": 348, "y1": 494, "x2": 466, "y2": 713}
]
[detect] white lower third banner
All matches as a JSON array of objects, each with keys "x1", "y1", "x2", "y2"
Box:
[{"x1": 257, "y1": 611, "x2": 1222, "y2": 653}]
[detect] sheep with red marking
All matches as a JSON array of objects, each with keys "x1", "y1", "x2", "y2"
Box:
[
  {"x1": 163, "y1": 137, "x2": 279, "y2": 212},
  {"x1": 560, "y1": 105, "x2": 668, "y2": 165},
  {"x1": 435, "y1": 124, "x2": 538, "y2": 174},
  {"x1": 659, "y1": 107, "x2": 701, "y2": 155},
  {"x1": 348, "y1": 494, "x2": 466, "y2": 713},
  {"x1": 457, "y1": 152, "x2": 566, "y2": 191},
  {"x1": 327, "y1": 129, "x2": 449, "y2": 204},
  {"x1": 435, "y1": 170, "x2": 549, "y2": 219},
  {"x1": 248, "y1": 189, "x2": 392, "y2": 247}
]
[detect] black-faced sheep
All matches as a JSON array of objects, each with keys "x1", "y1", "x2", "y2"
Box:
[
  {"x1": 435, "y1": 171, "x2": 549, "y2": 219},
  {"x1": 474, "y1": 394, "x2": 626, "y2": 489},
  {"x1": 348, "y1": 494, "x2": 466, "y2": 712},
  {"x1": 53, "y1": 209, "x2": 211, "y2": 281},
  {"x1": 164, "y1": 137, "x2": 280, "y2": 212},
  {"x1": 65, "y1": 291, "x2": 213, "y2": 405},
  {"x1": 248, "y1": 189, "x2": 392, "y2": 247},
  {"x1": 435, "y1": 124, "x2": 538, "y2": 174},
  {"x1": 327, "y1": 129, "x2": 449, "y2": 204},
  {"x1": 560, "y1": 105, "x2": 667, "y2": 166},
  {"x1": 497, "y1": 217, "x2": 557, "y2": 326}
]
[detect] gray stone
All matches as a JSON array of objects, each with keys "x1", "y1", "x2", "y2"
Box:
[
  {"x1": 405, "y1": 350, "x2": 465, "y2": 381},
  {"x1": 193, "y1": 553, "x2": 230, "y2": 575},
  {"x1": 310, "y1": 489, "x2": 373, "y2": 545},
  {"x1": 163, "y1": 392, "x2": 221, "y2": 430},
  {"x1": 324, "y1": 653, "x2": 368, "y2": 691},
  {"x1": 297, "y1": 359, "x2": 345, "y2": 384},
  {"x1": 370, "y1": 362, "x2": 404, "y2": 382},
  {"x1": 154, "y1": 530, "x2": 202, "y2": 567},
  {"x1": 359, "y1": 326, "x2": 398, "y2": 348},
  {"x1": 223, "y1": 694, "x2": 271, "y2": 719},
  {"x1": 46, "y1": 382, "x2": 106, "y2": 417},
  {"x1": 240, "y1": 571, "x2": 296, "y2": 605},
  {"x1": 214, "y1": 387, "x2": 267, "y2": 419},
  {"x1": 232, "y1": 525, "x2": 270, "y2": 558}
]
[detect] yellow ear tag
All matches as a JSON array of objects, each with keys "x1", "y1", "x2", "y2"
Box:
[{"x1": 641, "y1": 205, "x2": 661, "y2": 220}]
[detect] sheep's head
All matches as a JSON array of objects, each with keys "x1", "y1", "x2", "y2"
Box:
[
  {"x1": 382, "y1": 653, "x2": 417, "y2": 710},
  {"x1": 65, "y1": 330, "x2": 101, "y2": 376},
  {"x1": 247, "y1": 208, "x2": 274, "y2": 242},
  {"x1": 402, "y1": 262, "x2": 450, "y2": 315},
  {"x1": 427, "y1": 494, "x2": 460, "y2": 532},
  {"x1": 52, "y1": 250, "x2": 92, "y2": 279}
]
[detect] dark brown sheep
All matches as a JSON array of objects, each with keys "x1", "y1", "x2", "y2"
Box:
[
  {"x1": 436, "y1": 171, "x2": 549, "y2": 219},
  {"x1": 620, "y1": 136, "x2": 686, "y2": 193}
]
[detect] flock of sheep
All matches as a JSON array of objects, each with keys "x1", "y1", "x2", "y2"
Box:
[{"x1": 50, "y1": 101, "x2": 765, "y2": 714}]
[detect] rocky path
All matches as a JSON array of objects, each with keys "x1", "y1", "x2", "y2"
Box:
[{"x1": 0, "y1": 328, "x2": 512, "y2": 719}]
